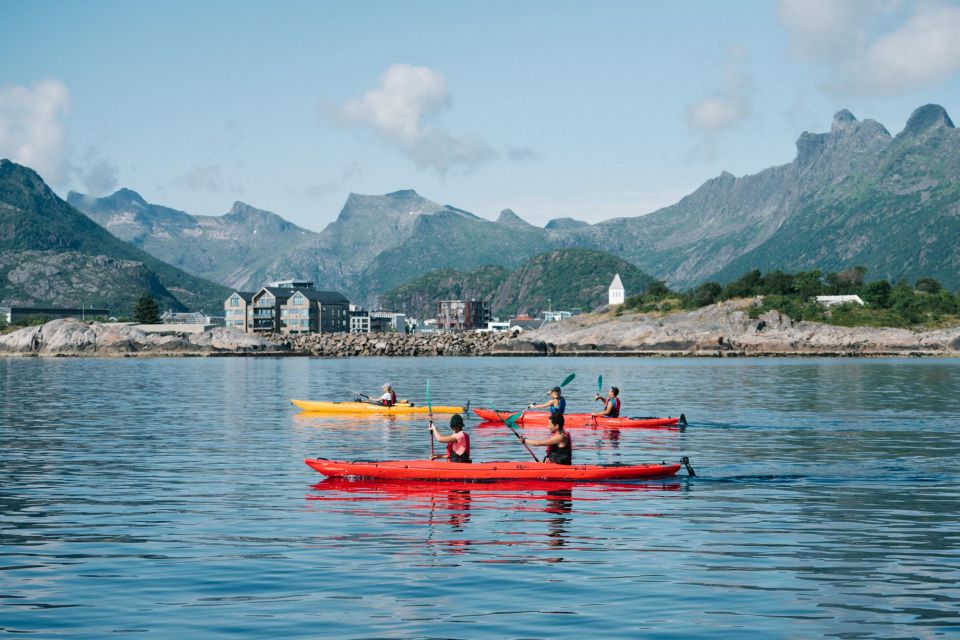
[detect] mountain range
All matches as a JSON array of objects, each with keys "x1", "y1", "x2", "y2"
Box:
[
  {"x1": 7, "y1": 103, "x2": 959, "y2": 316},
  {"x1": 0, "y1": 160, "x2": 229, "y2": 315}
]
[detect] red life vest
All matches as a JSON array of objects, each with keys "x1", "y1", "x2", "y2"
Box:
[{"x1": 446, "y1": 431, "x2": 470, "y2": 463}]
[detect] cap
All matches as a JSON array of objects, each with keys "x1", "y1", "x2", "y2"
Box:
[{"x1": 382, "y1": 383, "x2": 392, "y2": 389}]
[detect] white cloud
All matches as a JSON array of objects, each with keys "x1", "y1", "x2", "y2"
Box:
[
  {"x1": 777, "y1": 0, "x2": 960, "y2": 95},
  {"x1": 0, "y1": 80, "x2": 71, "y2": 183},
  {"x1": 686, "y1": 45, "x2": 751, "y2": 135},
  {"x1": 77, "y1": 155, "x2": 118, "y2": 197},
  {"x1": 329, "y1": 64, "x2": 498, "y2": 175}
]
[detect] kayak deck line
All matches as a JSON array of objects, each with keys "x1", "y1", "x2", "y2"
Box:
[{"x1": 305, "y1": 457, "x2": 693, "y2": 481}]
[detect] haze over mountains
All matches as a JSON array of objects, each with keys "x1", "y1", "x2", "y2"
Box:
[{"x1": 3, "y1": 103, "x2": 958, "y2": 317}]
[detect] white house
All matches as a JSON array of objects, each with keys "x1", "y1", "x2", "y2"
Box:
[
  {"x1": 815, "y1": 295, "x2": 865, "y2": 307},
  {"x1": 608, "y1": 273, "x2": 625, "y2": 305}
]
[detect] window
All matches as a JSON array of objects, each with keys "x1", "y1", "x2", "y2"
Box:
[
  {"x1": 293, "y1": 295, "x2": 304, "y2": 305},
  {"x1": 231, "y1": 296, "x2": 239, "y2": 307}
]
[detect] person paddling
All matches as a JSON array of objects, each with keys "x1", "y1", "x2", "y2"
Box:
[
  {"x1": 376, "y1": 383, "x2": 397, "y2": 407},
  {"x1": 592, "y1": 386, "x2": 621, "y2": 418},
  {"x1": 430, "y1": 414, "x2": 471, "y2": 463},
  {"x1": 528, "y1": 386, "x2": 566, "y2": 415},
  {"x1": 518, "y1": 413, "x2": 571, "y2": 465}
]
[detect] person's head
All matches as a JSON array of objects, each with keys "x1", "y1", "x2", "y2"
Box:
[
  {"x1": 550, "y1": 386, "x2": 562, "y2": 397},
  {"x1": 449, "y1": 414, "x2": 464, "y2": 432},
  {"x1": 610, "y1": 386, "x2": 619, "y2": 397},
  {"x1": 548, "y1": 412, "x2": 565, "y2": 432},
  {"x1": 382, "y1": 383, "x2": 392, "y2": 391}
]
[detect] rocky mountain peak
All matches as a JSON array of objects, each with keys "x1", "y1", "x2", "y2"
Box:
[
  {"x1": 496, "y1": 208, "x2": 534, "y2": 228},
  {"x1": 831, "y1": 109, "x2": 859, "y2": 133},
  {"x1": 902, "y1": 104, "x2": 955, "y2": 136},
  {"x1": 385, "y1": 189, "x2": 420, "y2": 199},
  {"x1": 545, "y1": 217, "x2": 590, "y2": 230}
]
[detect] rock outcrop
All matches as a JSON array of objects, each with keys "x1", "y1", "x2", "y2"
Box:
[
  {"x1": 496, "y1": 300, "x2": 960, "y2": 357},
  {"x1": 0, "y1": 319, "x2": 285, "y2": 356}
]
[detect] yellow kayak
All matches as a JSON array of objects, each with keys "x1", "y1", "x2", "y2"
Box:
[{"x1": 291, "y1": 399, "x2": 469, "y2": 415}]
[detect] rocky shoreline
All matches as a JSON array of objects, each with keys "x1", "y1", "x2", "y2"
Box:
[
  {"x1": 499, "y1": 301, "x2": 960, "y2": 357},
  {"x1": 1, "y1": 304, "x2": 959, "y2": 358}
]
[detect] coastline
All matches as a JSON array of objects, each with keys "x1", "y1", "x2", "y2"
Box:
[{"x1": 2, "y1": 305, "x2": 959, "y2": 359}]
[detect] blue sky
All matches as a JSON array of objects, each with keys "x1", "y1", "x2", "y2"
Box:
[{"x1": 2, "y1": 0, "x2": 959, "y2": 230}]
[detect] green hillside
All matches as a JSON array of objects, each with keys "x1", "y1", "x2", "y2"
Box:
[
  {"x1": 0, "y1": 160, "x2": 230, "y2": 315},
  {"x1": 381, "y1": 248, "x2": 656, "y2": 320}
]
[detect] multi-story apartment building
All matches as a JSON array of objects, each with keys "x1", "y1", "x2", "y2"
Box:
[
  {"x1": 435, "y1": 299, "x2": 490, "y2": 332},
  {"x1": 228, "y1": 281, "x2": 349, "y2": 335},
  {"x1": 224, "y1": 291, "x2": 254, "y2": 331},
  {"x1": 349, "y1": 305, "x2": 370, "y2": 334}
]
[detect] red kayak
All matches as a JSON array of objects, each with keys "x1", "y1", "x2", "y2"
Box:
[
  {"x1": 310, "y1": 476, "x2": 683, "y2": 495},
  {"x1": 473, "y1": 407, "x2": 685, "y2": 430},
  {"x1": 305, "y1": 457, "x2": 688, "y2": 481}
]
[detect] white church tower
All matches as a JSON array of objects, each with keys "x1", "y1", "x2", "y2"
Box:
[{"x1": 608, "y1": 273, "x2": 625, "y2": 305}]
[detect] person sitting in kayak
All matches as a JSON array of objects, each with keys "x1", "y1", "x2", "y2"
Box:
[
  {"x1": 528, "y1": 386, "x2": 566, "y2": 415},
  {"x1": 429, "y1": 414, "x2": 471, "y2": 463},
  {"x1": 376, "y1": 383, "x2": 397, "y2": 407},
  {"x1": 519, "y1": 413, "x2": 572, "y2": 465},
  {"x1": 592, "y1": 386, "x2": 621, "y2": 418}
]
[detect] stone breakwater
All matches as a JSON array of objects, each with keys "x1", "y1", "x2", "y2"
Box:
[{"x1": 272, "y1": 329, "x2": 514, "y2": 356}]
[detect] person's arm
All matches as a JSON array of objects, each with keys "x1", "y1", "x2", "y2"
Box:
[
  {"x1": 528, "y1": 398, "x2": 555, "y2": 410},
  {"x1": 429, "y1": 425, "x2": 458, "y2": 444},
  {"x1": 520, "y1": 432, "x2": 564, "y2": 447}
]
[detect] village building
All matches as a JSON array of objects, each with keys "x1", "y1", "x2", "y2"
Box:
[
  {"x1": 815, "y1": 295, "x2": 865, "y2": 306},
  {"x1": 225, "y1": 291, "x2": 255, "y2": 331},
  {"x1": 233, "y1": 281, "x2": 349, "y2": 335},
  {"x1": 608, "y1": 273, "x2": 625, "y2": 305},
  {"x1": 436, "y1": 299, "x2": 491, "y2": 332}
]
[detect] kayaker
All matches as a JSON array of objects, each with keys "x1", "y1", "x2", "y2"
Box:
[
  {"x1": 519, "y1": 413, "x2": 572, "y2": 465},
  {"x1": 376, "y1": 383, "x2": 397, "y2": 407},
  {"x1": 429, "y1": 414, "x2": 471, "y2": 463},
  {"x1": 528, "y1": 386, "x2": 566, "y2": 415},
  {"x1": 592, "y1": 386, "x2": 621, "y2": 418}
]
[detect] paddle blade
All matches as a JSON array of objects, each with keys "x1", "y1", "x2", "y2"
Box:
[
  {"x1": 597, "y1": 375, "x2": 603, "y2": 394},
  {"x1": 560, "y1": 373, "x2": 576, "y2": 387},
  {"x1": 505, "y1": 411, "x2": 523, "y2": 427}
]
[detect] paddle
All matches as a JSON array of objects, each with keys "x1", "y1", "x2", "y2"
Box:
[
  {"x1": 426, "y1": 379, "x2": 435, "y2": 459},
  {"x1": 592, "y1": 374, "x2": 603, "y2": 426},
  {"x1": 502, "y1": 410, "x2": 539, "y2": 462},
  {"x1": 527, "y1": 372, "x2": 576, "y2": 408}
]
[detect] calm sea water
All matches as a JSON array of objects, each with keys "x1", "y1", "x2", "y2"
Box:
[{"x1": 1, "y1": 356, "x2": 958, "y2": 639}]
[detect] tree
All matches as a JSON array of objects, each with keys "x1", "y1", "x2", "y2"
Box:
[
  {"x1": 646, "y1": 280, "x2": 670, "y2": 297},
  {"x1": 133, "y1": 294, "x2": 161, "y2": 324},
  {"x1": 915, "y1": 277, "x2": 942, "y2": 294},
  {"x1": 722, "y1": 269, "x2": 762, "y2": 298},
  {"x1": 690, "y1": 281, "x2": 722, "y2": 308},
  {"x1": 862, "y1": 280, "x2": 892, "y2": 308}
]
